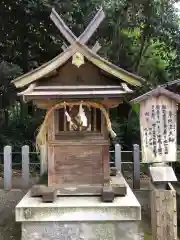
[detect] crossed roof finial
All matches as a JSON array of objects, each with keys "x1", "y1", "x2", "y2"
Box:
[
  {"x1": 11, "y1": 7, "x2": 144, "y2": 89},
  {"x1": 50, "y1": 7, "x2": 105, "y2": 53}
]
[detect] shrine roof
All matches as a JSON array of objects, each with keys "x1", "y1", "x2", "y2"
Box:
[
  {"x1": 130, "y1": 86, "x2": 180, "y2": 104},
  {"x1": 18, "y1": 84, "x2": 133, "y2": 101},
  {"x1": 11, "y1": 41, "x2": 145, "y2": 89}
]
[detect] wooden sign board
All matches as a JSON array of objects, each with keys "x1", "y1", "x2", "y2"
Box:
[
  {"x1": 149, "y1": 166, "x2": 177, "y2": 183},
  {"x1": 140, "y1": 95, "x2": 177, "y2": 163}
]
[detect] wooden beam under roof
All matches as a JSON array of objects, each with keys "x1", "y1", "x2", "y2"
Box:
[
  {"x1": 18, "y1": 84, "x2": 133, "y2": 98},
  {"x1": 22, "y1": 89, "x2": 130, "y2": 102},
  {"x1": 34, "y1": 85, "x2": 125, "y2": 90},
  {"x1": 121, "y1": 83, "x2": 133, "y2": 92},
  {"x1": 17, "y1": 83, "x2": 36, "y2": 96}
]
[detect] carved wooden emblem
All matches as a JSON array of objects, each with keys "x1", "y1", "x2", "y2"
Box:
[{"x1": 72, "y1": 52, "x2": 85, "y2": 68}]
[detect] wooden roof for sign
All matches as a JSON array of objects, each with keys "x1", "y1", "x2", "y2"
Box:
[
  {"x1": 161, "y1": 79, "x2": 180, "y2": 88},
  {"x1": 12, "y1": 7, "x2": 145, "y2": 99},
  {"x1": 160, "y1": 79, "x2": 180, "y2": 96},
  {"x1": 130, "y1": 86, "x2": 180, "y2": 104}
]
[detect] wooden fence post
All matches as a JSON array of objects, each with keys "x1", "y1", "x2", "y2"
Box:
[
  {"x1": 40, "y1": 145, "x2": 47, "y2": 176},
  {"x1": 133, "y1": 144, "x2": 140, "y2": 190},
  {"x1": 22, "y1": 145, "x2": 30, "y2": 188},
  {"x1": 4, "y1": 145, "x2": 12, "y2": 190},
  {"x1": 115, "y1": 144, "x2": 121, "y2": 174}
]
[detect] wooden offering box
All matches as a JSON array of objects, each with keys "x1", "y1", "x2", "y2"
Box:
[{"x1": 49, "y1": 133, "x2": 109, "y2": 186}]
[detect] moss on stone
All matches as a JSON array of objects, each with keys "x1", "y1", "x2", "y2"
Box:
[{"x1": 144, "y1": 231, "x2": 152, "y2": 240}]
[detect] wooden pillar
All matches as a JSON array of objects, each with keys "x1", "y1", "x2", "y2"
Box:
[
  {"x1": 151, "y1": 183, "x2": 177, "y2": 240},
  {"x1": 4, "y1": 145, "x2": 12, "y2": 190},
  {"x1": 102, "y1": 145, "x2": 110, "y2": 184},
  {"x1": 101, "y1": 111, "x2": 105, "y2": 135},
  {"x1": 54, "y1": 109, "x2": 60, "y2": 135},
  {"x1": 22, "y1": 145, "x2": 30, "y2": 188},
  {"x1": 133, "y1": 144, "x2": 140, "y2": 190},
  {"x1": 40, "y1": 145, "x2": 48, "y2": 175},
  {"x1": 115, "y1": 143, "x2": 121, "y2": 174}
]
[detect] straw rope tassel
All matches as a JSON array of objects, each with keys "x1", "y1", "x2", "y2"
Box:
[{"x1": 36, "y1": 101, "x2": 117, "y2": 153}]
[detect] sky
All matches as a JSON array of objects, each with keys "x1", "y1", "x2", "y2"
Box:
[{"x1": 175, "y1": 2, "x2": 180, "y2": 11}]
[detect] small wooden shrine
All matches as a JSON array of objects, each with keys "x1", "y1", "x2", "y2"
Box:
[{"x1": 12, "y1": 8, "x2": 144, "y2": 202}]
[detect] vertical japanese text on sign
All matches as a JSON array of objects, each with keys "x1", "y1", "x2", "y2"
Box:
[{"x1": 140, "y1": 96, "x2": 177, "y2": 163}]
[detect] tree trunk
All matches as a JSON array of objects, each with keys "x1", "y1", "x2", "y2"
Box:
[
  {"x1": 3, "y1": 109, "x2": 9, "y2": 127},
  {"x1": 133, "y1": 32, "x2": 146, "y2": 72},
  {"x1": 133, "y1": 0, "x2": 151, "y2": 72}
]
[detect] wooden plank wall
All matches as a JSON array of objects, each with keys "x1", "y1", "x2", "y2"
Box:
[{"x1": 151, "y1": 183, "x2": 177, "y2": 240}]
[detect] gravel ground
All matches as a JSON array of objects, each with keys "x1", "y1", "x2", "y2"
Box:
[
  {"x1": 0, "y1": 176, "x2": 38, "y2": 240},
  {"x1": 0, "y1": 189, "x2": 26, "y2": 240}
]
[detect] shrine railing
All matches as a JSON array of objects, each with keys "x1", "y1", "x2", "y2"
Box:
[{"x1": 0, "y1": 144, "x2": 177, "y2": 190}]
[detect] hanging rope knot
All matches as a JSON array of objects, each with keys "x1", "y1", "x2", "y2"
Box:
[{"x1": 35, "y1": 101, "x2": 117, "y2": 153}]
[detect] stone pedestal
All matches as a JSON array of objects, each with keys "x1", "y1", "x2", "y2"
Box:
[{"x1": 16, "y1": 183, "x2": 143, "y2": 240}]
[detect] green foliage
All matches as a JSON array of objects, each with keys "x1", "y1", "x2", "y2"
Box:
[
  {"x1": 0, "y1": 0, "x2": 180, "y2": 149},
  {"x1": 110, "y1": 103, "x2": 140, "y2": 149},
  {"x1": 0, "y1": 61, "x2": 22, "y2": 108},
  {"x1": 0, "y1": 102, "x2": 45, "y2": 151}
]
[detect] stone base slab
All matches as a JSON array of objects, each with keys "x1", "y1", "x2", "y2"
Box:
[
  {"x1": 22, "y1": 222, "x2": 144, "y2": 240},
  {"x1": 16, "y1": 184, "x2": 140, "y2": 222},
  {"x1": 16, "y1": 182, "x2": 143, "y2": 239}
]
